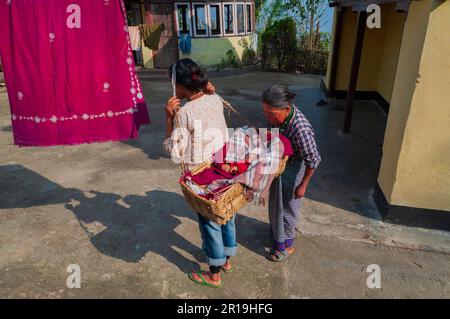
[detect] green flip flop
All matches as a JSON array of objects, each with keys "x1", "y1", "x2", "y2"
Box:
[
  {"x1": 221, "y1": 265, "x2": 234, "y2": 273},
  {"x1": 188, "y1": 272, "x2": 223, "y2": 288}
]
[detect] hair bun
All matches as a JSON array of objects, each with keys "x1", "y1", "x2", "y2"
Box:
[{"x1": 170, "y1": 58, "x2": 208, "y2": 92}]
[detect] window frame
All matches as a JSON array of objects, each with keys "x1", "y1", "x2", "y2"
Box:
[
  {"x1": 207, "y1": 3, "x2": 223, "y2": 37},
  {"x1": 222, "y1": 2, "x2": 235, "y2": 36},
  {"x1": 192, "y1": 2, "x2": 209, "y2": 37},
  {"x1": 235, "y1": 2, "x2": 246, "y2": 36},
  {"x1": 174, "y1": 1, "x2": 254, "y2": 38},
  {"x1": 245, "y1": 3, "x2": 253, "y2": 34},
  {"x1": 252, "y1": 4, "x2": 255, "y2": 33},
  {"x1": 174, "y1": 2, "x2": 192, "y2": 37}
]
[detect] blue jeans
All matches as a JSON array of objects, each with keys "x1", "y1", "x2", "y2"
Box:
[{"x1": 197, "y1": 214, "x2": 238, "y2": 266}]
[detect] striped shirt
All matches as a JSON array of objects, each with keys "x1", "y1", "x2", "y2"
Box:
[{"x1": 274, "y1": 105, "x2": 321, "y2": 169}]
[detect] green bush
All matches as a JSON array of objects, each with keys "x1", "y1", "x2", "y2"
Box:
[
  {"x1": 216, "y1": 49, "x2": 241, "y2": 72},
  {"x1": 242, "y1": 48, "x2": 256, "y2": 65},
  {"x1": 260, "y1": 17, "x2": 297, "y2": 72},
  {"x1": 260, "y1": 17, "x2": 328, "y2": 75},
  {"x1": 239, "y1": 38, "x2": 257, "y2": 65}
]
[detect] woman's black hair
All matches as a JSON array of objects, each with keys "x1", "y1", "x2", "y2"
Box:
[
  {"x1": 261, "y1": 85, "x2": 296, "y2": 108},
  {"x1": 169, "y1": 58, "x2": 208, "y2": 92}
]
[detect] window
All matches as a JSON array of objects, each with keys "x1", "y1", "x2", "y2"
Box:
[
  {"x1": 175, "y1": 3, "x2": 191, "y2": 35},
  {"x1": 175, "y1": 2, "x2": 250, "y2": 38},
  {"x1": 246, "y1": 4, "x2": 252, "y2": 33},
  {"x1": 208, "y1": 4, "x2": 222, "y2": 36},
  {"x1": 236, "y1": 3, "x2": 245, "y2": 34},
  {"x1": 193, "y1": 3, "x2": 207, "y2": 36},
  {"x1": 223, "y1": 3, "x2": 234, "y2": 35}
]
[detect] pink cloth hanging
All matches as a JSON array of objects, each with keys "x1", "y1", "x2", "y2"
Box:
[{"x1": 0, "y1": 0, "x2": 150, "y2": 147}]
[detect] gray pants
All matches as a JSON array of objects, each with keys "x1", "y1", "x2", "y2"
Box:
[{"x1": 268, "y1": 160, "x2": 305, "y2": 243}]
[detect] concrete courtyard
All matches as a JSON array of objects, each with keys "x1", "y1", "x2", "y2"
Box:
[{"x1": 0, "y1": 69, "x2": 449, "y2": 298}]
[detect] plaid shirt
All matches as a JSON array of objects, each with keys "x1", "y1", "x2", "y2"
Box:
[{"x1": 274, "y1": 105, "x2": 321, "y2": 169}]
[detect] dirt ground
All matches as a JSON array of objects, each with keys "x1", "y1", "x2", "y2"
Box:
[{"x1": 0, "y1": 69, "x2": 449, "y2": 298}]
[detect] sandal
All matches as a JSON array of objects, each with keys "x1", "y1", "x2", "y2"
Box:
[
  {"x1": 266, "y1": 248, "x2": 290, "y2": 262},
  {"x1": 286, "y1": 246, "x2": 295, "y2": 255},
  {"x1": 221, "y1": 263, "x2": 234, "y2": 273},
  {"x1": 188, "y1": 271, "x2": 223, "y2": 288}
]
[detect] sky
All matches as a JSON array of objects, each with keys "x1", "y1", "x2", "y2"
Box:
[
  {"x1": 260, "y1": 2, "x2": 335, "y2": 34},
  {"x1": 323, "y1": 8, "x2": 334, "y2": 33}
]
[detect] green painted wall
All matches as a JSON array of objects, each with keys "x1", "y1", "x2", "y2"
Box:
[{"x1": 180, "y1": 35, "x2": 254, "y2": 67}]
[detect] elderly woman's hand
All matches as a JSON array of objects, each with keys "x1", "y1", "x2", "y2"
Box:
[
  {"x1": 166, "y1": 96, "x2": 181, "y2": 119},
  {"x1": 294, "y1": 183, "x2": 307, "y2": 199},
  {"x1": 204, "y1": 82, "x2": 216, "y2": 95}
]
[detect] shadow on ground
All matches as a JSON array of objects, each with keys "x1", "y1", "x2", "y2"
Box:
[{"x1": 0, "y1": 164, "x2": 270, "y2": 269}]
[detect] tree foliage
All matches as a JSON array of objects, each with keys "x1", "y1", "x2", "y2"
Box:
[
  {"x1": 261, "y1": 17, "x2": 298, "y2": 72},
  {"x1": 257, "y1": 0, "x2": 330, "y2": 74},
  {"x1": 257, "y1": 0, "x2": 330, "y2": 50}
]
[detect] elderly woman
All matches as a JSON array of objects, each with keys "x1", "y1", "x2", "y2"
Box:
[{"x1": 262, "y1": 85, "x2": 321, "y2": 262}]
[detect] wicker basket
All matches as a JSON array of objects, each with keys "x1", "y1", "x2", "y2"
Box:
[{"x1": 180, "y1": 156, "x2": 289, "y2": 225}]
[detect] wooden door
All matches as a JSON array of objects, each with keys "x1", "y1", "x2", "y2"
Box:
[{"x1": 147, "y1": 3, "x2": 178, "y2": 69}]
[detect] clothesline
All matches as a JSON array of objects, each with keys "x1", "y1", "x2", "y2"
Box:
[{"x1": 128, "y1": 23, "x2": 165, "y2": 51}]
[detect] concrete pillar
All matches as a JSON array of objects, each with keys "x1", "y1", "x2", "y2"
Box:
[{"x1": 376, "y1": 0, "x2": 450, "y2": 228}]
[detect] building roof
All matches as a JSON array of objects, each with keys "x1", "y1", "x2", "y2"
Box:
[{"x1": 328, "y1": 0, "x2": 415, "y2": 11}]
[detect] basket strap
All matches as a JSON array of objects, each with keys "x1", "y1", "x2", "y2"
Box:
[{"x1": 220, "y1": 98, "x2": 257, "y2": 128}]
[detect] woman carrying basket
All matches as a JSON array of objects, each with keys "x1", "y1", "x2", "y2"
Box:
[
  {"x1": 262, "y1": 85, "x2": 321, "y2": 262},
  {"x1": 164, "y1": 58, "x2": 236, "y2": 288}
]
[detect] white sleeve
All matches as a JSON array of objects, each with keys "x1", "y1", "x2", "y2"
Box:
[{"x1": 169, "y1": 111, "x2": 190, "y2": 161}]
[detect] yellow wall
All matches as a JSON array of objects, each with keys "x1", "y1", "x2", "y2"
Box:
[
  {"x1": 334, "y1": 8, "x2": 386, "y2": 91},
  {"x1": 376, "y1": 5, "x2": 405, "y2": 102},
  {"x1": 325, "y1": 8, "x2": 338, "y2": 88},
  {"x1": 326, "y1": 2, "x2": 450, "y2": 211},
  {"x1": 180, "y1": 35, "x2": 253, "y2": 67},
  {"x1": 325, "y1": 5, "x2": 405, "y2": 103},
  {"x1": 333, "y1": 9, "x2": 358, "y2": 90},
  {"x1": 378, "y1": 0, "x2": 450, "y2": 211}
]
